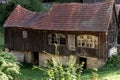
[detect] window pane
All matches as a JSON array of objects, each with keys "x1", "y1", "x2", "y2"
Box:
[
  {"x1": 60, "y1": 38, "x2": 66, "y2": 45},
  {"x1": 48, "y1": 33, "x2": 66, "y2": 45},
  {"x1": 77, "y1": 35, "x2": 98, "y2": 48}
]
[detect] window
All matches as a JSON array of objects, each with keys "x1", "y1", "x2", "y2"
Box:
[
  {"x1": 77, "y1": 35, "x2": 98, "y2": 48},
  {"x1": 48, "y1": 33, "x2": 66, "y2": 45},
  {"x1": 22, "y1": 31, "x2": 27, "y2": 38}
]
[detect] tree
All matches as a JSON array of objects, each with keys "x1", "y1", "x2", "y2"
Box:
[
  {"x1": 7, "y1": 0, "x2": 43, "y2": 12},
  {"x1": 0, "y1": 0, "x2": 43, "y2": 26}
]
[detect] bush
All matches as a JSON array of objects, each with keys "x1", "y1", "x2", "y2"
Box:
[
  {"x1": 104, "y1": 54, "x2": 120, "y2": 68},
  {"x1": 0, "y1": 50, "x2": 20, "y2": 80},
  {"x1": 33, "y1": 52, "x2": 84, "y2": 80}
]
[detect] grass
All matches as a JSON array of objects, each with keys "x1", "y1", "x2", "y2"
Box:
[
  {"x1": 81, "y1": 67, "x2": 120, "y2": 80},
  {"x1": 17, "y1": 65, "x2": 48, "y2": 80},
  {"x1": 16, "y1": 64, "x2": 120, "y2": 80},
  {"x1": 99, "y1": 69, "x2": 120, "y2": 80}
]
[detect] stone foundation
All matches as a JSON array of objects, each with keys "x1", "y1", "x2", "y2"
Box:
[
  {"x1": 24, "y1": 52, "x2": 32, "y2": 63},
  {"x1": 8, "y1": 50, "x2": 106, "y2": 69},
  {"x1": 39, "y1": 53, "x2": 73, "y2": 66},
  {"x1": 38, "y1": 53, "x2": 106, "y2": 69},
  {"x1": 10, "y1": 50, "x2": 25, "y2": 62},
  {"x1": 87, "y1": 57, "x2": 106, "y2": 69},
  {"x1": 10, "y1": 50, "x2": 32, "y2": 63}
]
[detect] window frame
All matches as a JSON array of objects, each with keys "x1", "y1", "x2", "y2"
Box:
[
  {"x1": 77, "y1": 34, "x2": 98, "y2": 49},
  {"x1": 48, "y1": 33, "x2": 66, "y2": 46},
  {"x1": 22, "y1": 31, "x2": 28, "y2": 38}
]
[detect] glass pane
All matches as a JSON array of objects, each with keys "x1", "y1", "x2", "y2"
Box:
[{"x1": 60, "y1": 38, "x2": 66, "y2": 45}]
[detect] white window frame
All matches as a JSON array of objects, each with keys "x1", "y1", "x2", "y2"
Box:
[{"x1": 77, "y1": 35, "x2": 98, "y2": 48}]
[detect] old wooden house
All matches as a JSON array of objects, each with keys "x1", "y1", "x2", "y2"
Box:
[{"x1": 4, "y1": 0, "x2": 119, "y2": 68}]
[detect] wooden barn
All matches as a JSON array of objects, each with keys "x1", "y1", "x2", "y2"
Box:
[{"x1": 4, "y1": 0, "x2": 119, "y2": 68}]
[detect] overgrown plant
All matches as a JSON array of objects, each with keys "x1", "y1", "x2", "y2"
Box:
[
  {"x1": 33, "y1": 44, "x2": 84, "y2": 80},
  {"x1": 0, "y1": 50, "x2": 20, "y2": 80},
  {"x1": 92, "y1": 68, "x2": 98, "y2": 80}
]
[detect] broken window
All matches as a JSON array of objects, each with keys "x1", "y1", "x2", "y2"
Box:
[
  {"x1": 48, "y1": 33, "x2": 66, "y2": 45},
  {"x1": 77, "y1": 35, "x2": 98, "y2": 48}
]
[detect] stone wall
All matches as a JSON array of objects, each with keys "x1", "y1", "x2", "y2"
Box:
[
  {"x1": 10, "y1": 50, "x2": 32, "y2": 63},
  {"x1": 8, "y1": 50, "x2": 106, "y2": 69},
  {"x1": 87, "y1": 57, "x2": 106, "y2": 69},
  {"x1": 10, "y1": 50, "x2": 25, "y2": 62},
  {"x1": 39, "y1": 53, "x2": 73, "y2": 66},
  {"x1": 24, "y1": 52, "x2": 32, "y2": 63},
  {"x1": 38, "y1": 53, "x2": 106, "y2": 69}
]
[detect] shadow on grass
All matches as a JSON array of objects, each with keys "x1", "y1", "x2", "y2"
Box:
[{"x1": 17, "y1": 63, "x2": 48, "y2": 80}]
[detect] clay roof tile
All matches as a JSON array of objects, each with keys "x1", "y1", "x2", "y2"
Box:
[{"x1": 4, "y1": 0, "x2": 115, "y2": 32}]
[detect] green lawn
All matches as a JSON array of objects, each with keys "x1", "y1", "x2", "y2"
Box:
[
  {"x1": 17, "y1": 65, "x2": 120, "y2": 80},
  {"x1": 17, "y1": 66, "x2": 48, "y2": 80},
  {"x1": 99, "y1": 69, "x2": 120, "y2": 80},
  {"x1": 81, "y1": 68, "x2": 120, "y2": 80}
]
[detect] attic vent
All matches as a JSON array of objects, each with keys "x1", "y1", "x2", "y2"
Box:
[{"x1": 22, "y1": 31, "x2": 27, "y2": 38}]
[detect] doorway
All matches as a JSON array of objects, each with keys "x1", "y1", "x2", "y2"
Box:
[
  {"x1": 79, "y1": 57, "x2": 87, "y2": 69},
  {"x1": 33, "y1": 52, "x2": 39, "y2": 65}
]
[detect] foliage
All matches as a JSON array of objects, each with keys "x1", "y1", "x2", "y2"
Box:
[
  {"x1": 17, "y1": 64, "x2": 47, "y2": 80},
  {"x1": 0, "y1": 0, "x2": 43, "y2": 26},
  {"x1": 0, "y1": 50, "x2": 20, "y2": 80},
  {"x1": 17, "y1": 53, "x2": 120, "y2": 80},
  {"x1": 92, "y1": 68, "x2": 98, "y2": 80},
  {"x1": 0, "y1": 6, "x2": 7, "y2": 26},
  {"x1": 0, "y1": 27, "x2": 4, "y2": 50},
  {"x1": 103, "y1": 54, "x2": 120, "y2": 69},
  {"x1": 8, "y1": 0, "x2": 43, "y2": 12},
  {"x1": 33, "y1": 52, "x2": 84, "y2": 80}
]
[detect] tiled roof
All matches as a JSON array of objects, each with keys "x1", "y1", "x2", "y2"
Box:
[
  {"x1": 4, "y1": 5, "x2": 45, "y2": 27},
  {"x1": 4, "y1": 0, "x2": 115, "y2": 32}
]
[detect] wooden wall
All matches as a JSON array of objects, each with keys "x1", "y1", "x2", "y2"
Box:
[
  {"x1": 5, "y1": 27, "x2": 106, "y2": 58},
  {"x1": 5, "y1": 28, "x2": 44, "y2": 52}
]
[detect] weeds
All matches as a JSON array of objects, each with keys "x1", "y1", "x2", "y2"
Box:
[{"x1": 33, "y1": 53, "x2": 84, "y2": 80}]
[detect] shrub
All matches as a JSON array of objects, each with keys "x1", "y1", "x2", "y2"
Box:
[
  {"x1": 104, "y1": 54, "x2": 120, "y2": 68},
  {"x1": 92, "y1": 68, "x2": 98, "y2": 80},
  {"x1": 0, "y1": 50, "x2": 20, "y2": 80},
  {"x1": 33, "y1": 52, "x2": 84, "y2": 80}
]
